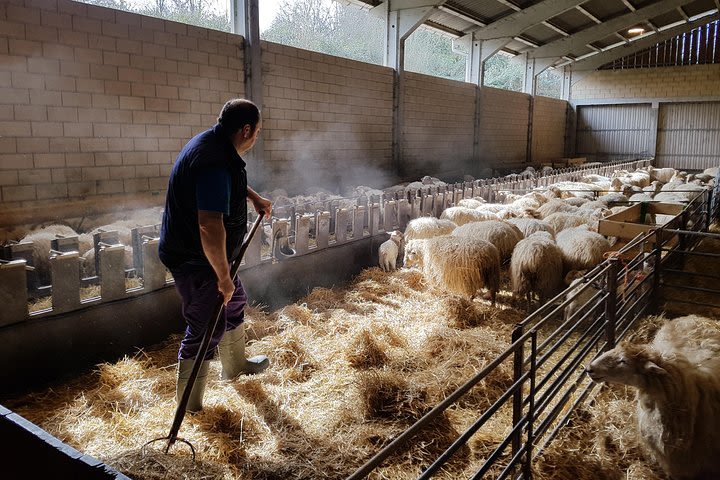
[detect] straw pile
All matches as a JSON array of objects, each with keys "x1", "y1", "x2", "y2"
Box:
[{"x1": 6, "y1": 266, "x2": 668, "y2": 479}]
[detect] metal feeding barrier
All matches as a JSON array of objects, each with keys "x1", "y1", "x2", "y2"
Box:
[
  {"x1": 347, "y1": 189, "x2": 715, "y2": 479},
  {"x1": 0, "y1": 158, "x2": 651, "y2": 327}
]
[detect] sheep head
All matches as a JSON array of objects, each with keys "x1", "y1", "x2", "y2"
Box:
[
  {"x1": 586, "y1": 343, "x2": 667, "y2": 389},
  {"x1": 403, "y1": 239, "x2": 424, "y2": 269}
]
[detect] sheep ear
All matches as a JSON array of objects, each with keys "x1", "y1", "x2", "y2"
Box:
[{"x1": 643, "y1": 361, "x2": 667, "y2": 375}]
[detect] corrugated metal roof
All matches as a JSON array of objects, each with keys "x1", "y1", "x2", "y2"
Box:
[
  {"x1": 581, "y1": 0, "x2": 628, "y2": 21},
  {"x1": 349, "y1": 0, "x2": 719, "y2": 71},
  {"x1": 549, "y1": 9, "x2": 596, "y2": 33},
  {"x1": 684, "y1": 0, "x2": 717, "y2": 16}
]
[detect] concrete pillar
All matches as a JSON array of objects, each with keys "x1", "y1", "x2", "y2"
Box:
[
  {"x1": 0, "y1": 260, "x2": 28, "y2": 326},
  {"x1": 50, "y1": 251, "x2": 81, "y2": 314}
]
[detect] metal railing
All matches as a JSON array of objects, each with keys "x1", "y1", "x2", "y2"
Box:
[{"x1": 347, "y1": 189, "x2": 712, "y2": 479}]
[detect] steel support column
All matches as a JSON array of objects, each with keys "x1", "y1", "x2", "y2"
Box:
[
  {"x1": 374, "y1": 1, "x2": 438, "y2": 178},
  {"x1": 231, "y1": 0, "x2": 266, "y2": 186}
]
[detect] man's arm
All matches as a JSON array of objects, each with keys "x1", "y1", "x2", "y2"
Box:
[
  {"x1": 247, "y1": 186, "x2": 272, "y2": 218},
  {"x1": 198, "y1": 210, "x2": 235, "y2": 305}
]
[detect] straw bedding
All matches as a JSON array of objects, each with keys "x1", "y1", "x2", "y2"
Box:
[{"x1": 6, "y1": 266, "x2": 669, "y2": 479}]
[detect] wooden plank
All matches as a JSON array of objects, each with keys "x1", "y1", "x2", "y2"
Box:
[{"x1": 650, "y1": 202, "x2": 685, "y2": 216}]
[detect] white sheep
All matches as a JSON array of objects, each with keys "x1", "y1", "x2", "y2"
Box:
[
  {"x1": 556, "y1": 226, "x2": 611, "y2": 271},
  {"x1": 457, "y1": 197, "x2": 486, "y2": 209},
  {"x1": 543, "y1": 212, "x2": 593, "y2": 234},
  {"x1": 378, "y1": 230, "x2": 404, "y2": 272},
  {"x1": 441, "y1": 206, "x2": 497, "y2": 226},
  {"x1": 403, "y1": 236, "x2": 500, "y2": 303},
  {"x1": 510, "y1": 232, "x2": 563, "y2": 309},
  {"x1": 647, "y1": 166, "x2": 677, "y2": 184},
  {"x1": 505, "y1": 218, "x2": 555, "y2": 238},
  {"x1": 403, "y1": 217, "x2": 456, "y2": 241},
  {"x1": 587, "y1": 315, "x2": 720, "y2": 480},
  {"x1": 451, "y1": 220, "x2": 523, "y2": 260},
  {"x1": 537, "y1": 199, "x2": 579, "y2": 219}
]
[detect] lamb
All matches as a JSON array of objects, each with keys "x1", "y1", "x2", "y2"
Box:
[
  {"x1": 451, "y1": 220, "x2": 523, "y2": 260},
  {"x1": 555, "y1": 226, "x2": 611, "y2": 271},
  {"x1": 510, "y1": 231, "x2": 563, "y2": 309},
  {"x1": 403, "y1": 217, "x2": 456, "y2": 241},
  {"x1": 403, "y1": 236, "x2": 500, "y2": 303},
  {"x1": 441, "y1": 206, "x2": 497, "y2": 225},
  {"x1": 378, "y1": 230, "x2": 404, "y2": 272},
  {"x1": 586, "y1": 315, "x2": 720, "y2": 480}
]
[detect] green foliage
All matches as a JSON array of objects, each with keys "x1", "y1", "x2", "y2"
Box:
[
  {"x1": 77, "y1": 0, "x2": 231, "y2": 32},
  {"x1": 536, "y1": 68, "x2": 562, "y2": 98},
  {"x1": 262, "y1": 0, "x2": 465, "y2": 80},
  {"x1": 262, "y1": 0, "x2": 384, "y2": 65},
  {"x1": 483, "y1": 53, "x2": 523, "y2": 92},
  {"x1": 405, "y1": 27, "x2": 465, "y2": 81}
]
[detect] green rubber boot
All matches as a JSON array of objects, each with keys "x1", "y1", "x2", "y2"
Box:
[
  {"x1": 176, "y1": 358, "x2": 210, "y2": 412},
  {"x1": 217, "y1": 324, "x2": 269, "y2": 379}
]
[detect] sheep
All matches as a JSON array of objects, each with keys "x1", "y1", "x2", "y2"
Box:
[
  {"x1": 403, "y1": 236, "x2": 500, "y2": 304},
  {"x1": 537, "y1": 199, "x2": 579, "y2": 219},
  {"x1": 457, "y1": 197, "x2": 486, "y2": 209},
  {"x1": 451, "y1": 220, "x2": 523, "y2": 260},
  {"x1": 629, "y1": 193, "x2": 653, "y2": 202},
  {"x1": 562, "y1": 270, "x2": 605, "y2": 324},
  {"x1": 440, "y1": 206, "x2": 497, "y2": 226},
  {"x1": 562, "y1": 196, "x2": 590, "y2": 207},
  {"x1": 505, "y1": 218, "x2": 555, "y2": 238},
  {"x1": 555, "y1": 226, "x2": 611, "y2": 271},
  {"x1": 596, "y1": 192, "x2": 629, "y2": 205},
  {"x1": 543, "y1": 212, "x2": 593, "y2": 233},
  {"x1": 81, "y1": 245, "x2": 134, "y2": 278},
  {"x1": 586, "y1": 315, "x2": 720, "y2": 480},
  {"x1": 647, "y1": 166, "x2": 678, "y2": 183},
  {"x1": 378, "y1": 230, "x2": 404, "y2": 272},
  {"x1": 18, "y1": 231, "x2": 56, "y2": 285},
  {"x1": 510, "y1": 231, "x2": 563, "y2": 310},
  {"x1": 403, "y1": 217, "x2": 456, "y2": 241}
]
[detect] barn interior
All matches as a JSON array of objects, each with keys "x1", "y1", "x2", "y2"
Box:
[{"x1": 1, "y1": 0, "x2": 719, "y2": 479}]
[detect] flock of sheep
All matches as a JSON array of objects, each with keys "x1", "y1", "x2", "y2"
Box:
[
  {"x1": 375, "y1": 165, "x2": 720, "y2": 480},
  {"x1": 379, "y1": 165, "x2": 718, "y2": 312}
]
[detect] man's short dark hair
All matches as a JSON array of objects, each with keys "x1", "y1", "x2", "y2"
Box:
[{"x1": 217, "y1": 98, "x2": 260, "y2": 134}]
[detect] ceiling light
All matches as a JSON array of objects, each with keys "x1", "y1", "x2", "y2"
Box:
[{"x1": 628, "y1": 27, "x2": 645, "y2": 35}]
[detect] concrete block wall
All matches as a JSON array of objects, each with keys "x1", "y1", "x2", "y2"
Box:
[
  {"x1": 0, "y1": 0, "x2": 571, "y2": 225},
  {"x1": 531, "y1": 96, "x2": 567, "y2": 164},
  {"x1": 261, "y1": 40, "x2": 394, "y2": 195},
  {"x1": 0, "y1": 0, "x2": 245, "y2": 225},
  {"x1": 402, "y1": 72, "x2": 475, "y2": 179},
  {"x1": 572, "y1": 64, "x2": 720, "y2": 99},
  {"x1": 478, "y1": 87, "x2": 531, "y2": 169}
]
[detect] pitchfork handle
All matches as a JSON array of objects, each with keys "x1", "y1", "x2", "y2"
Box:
[{"x1": 164, "y1": 212, "x2": 265, "y2": 451}]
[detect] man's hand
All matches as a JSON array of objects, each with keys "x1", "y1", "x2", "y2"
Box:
[
  {"x1": 218, "y1": 275, "x2": 235, "y2": 305},
  {"x1": 247, "y1": 186, "x2": 272, "y2": 219},
  {"x1": 251, "y1": 195, "x2": 272, "y2": 219}
]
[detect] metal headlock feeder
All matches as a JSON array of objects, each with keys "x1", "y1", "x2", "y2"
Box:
[{"x1": 142, "y1": 212, "x2": 266, "y2": 459}]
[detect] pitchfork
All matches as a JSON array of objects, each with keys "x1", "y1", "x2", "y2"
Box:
[{"x1": 142, "y1": 211, "x2": 265, "y2": 459}]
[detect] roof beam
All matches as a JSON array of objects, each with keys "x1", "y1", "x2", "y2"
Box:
[
  {"x1": 571, "y1": 12, "x2": 719, "y2": 71},
  {"x1": 528, "y1": 0, "x2": 696, "y2": 59},
  {"x1": 620, "y1": 0, "x2": 636, "y2": 12},
  {"x1": 437, "y1": 5, "x2": 486, "y2": 27},
  {"x1": 676, "y1": 6, "x2": 690, "y2": 20},
  {"x1": 576, "y1": 5, "x2": 602, "y2": 24},
  {"x1": 470, "y1": 0, "x2": 587, "y2": 40}
]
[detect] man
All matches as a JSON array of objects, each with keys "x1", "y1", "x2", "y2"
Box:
[{"x1": 159, "y1": 98, "x2": 272, "y2": 412}]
